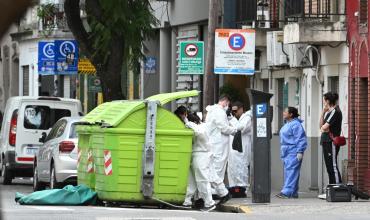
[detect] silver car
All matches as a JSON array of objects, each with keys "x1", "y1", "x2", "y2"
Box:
[{"x1": 33, "y1": 117, "x2": 81, "y2": 191}]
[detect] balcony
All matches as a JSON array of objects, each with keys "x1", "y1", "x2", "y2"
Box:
[
  {"x1": 38, "y1": 3, "x2": 69, "y2": 33},
  {"x1": 235, "y1": 0, "x2": 281, "y2": 29},
  {"x1": 283, "y1": 0, "x2": 346, "y2": 44}
]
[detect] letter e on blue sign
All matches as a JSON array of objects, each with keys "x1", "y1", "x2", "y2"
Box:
[{"x1": 256, "y1": 103, "x2": 267, "y2": 117}]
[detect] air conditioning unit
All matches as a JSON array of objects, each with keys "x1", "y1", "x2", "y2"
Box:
[
  {"x1": 256, "y1": 5, "x2": 270, "y2": 28},
  {"x1": 287, "y1": 44, "x2": 308, "y2": 68},
  {"x1": 267, "y1": 31, "x2": 288, "y2": 66}
]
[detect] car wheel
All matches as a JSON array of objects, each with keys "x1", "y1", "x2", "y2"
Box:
[
  {"x1": 50, "y1": 165, "x2": 61, "y2": 189},
  {"x1": 33, "y1": 164, "x2": 45, "y2": 191},
  {"x1": 1, "y1": 161, "x2": 12, "y2": 185}
]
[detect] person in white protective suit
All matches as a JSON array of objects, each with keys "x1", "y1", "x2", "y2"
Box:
[
  {"x1": 227, "y1": 101, "x2": 252, "y2": 197},
  {"x1": 182, "y1": 113, "x2": 216, "y2": 212},
  {"x1": 205, "y1": 94, "x2": 240, "y2": 204}
]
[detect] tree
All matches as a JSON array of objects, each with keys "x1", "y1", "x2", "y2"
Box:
[
  {"x1": 203, "y1": 0, "x2": 219, "y2": 107},
  {"x1": 64, "y1": 0, "x2": 156, "y2": 101}
]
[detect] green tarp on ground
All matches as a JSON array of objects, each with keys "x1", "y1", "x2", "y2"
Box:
[{"x1": 15, "y1": 185, "x2": 97, "y2": 205}]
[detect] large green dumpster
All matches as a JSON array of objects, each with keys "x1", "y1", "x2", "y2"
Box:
[{"x1": 77, "y1": 91, "x2": 199, "y2": 204}]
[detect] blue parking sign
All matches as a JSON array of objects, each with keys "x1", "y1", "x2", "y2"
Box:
[
  {"x1": 54, "y1": 40, "x2": 79, "y2": 74},
  {"x1": 38, "y1": 42, "x2": 56, "y2": 75},
  {"x1": 256, "y1": 103, "x2": 267, "y2": 117}
]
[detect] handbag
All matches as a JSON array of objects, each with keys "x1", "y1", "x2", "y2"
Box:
[
  {"x1": 329, "y1": 131, "x2": 346, "y2": 147},
  {"x1": 232, "y1": 131, "x2": 243, "y2": 152}
]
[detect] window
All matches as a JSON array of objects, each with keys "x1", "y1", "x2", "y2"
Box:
[
  {"x1": 360, "y1": 0, "x2": 368, "y2": 26},
  {"x1": 22, "y1": 65, "x2": 29, "y2": 96},
  {"x1": 69, "y1": 123, "x2": 78, "y2": 138},
  {"x1": 23, "y1": 105, "x2": 71, "y2": 130}
]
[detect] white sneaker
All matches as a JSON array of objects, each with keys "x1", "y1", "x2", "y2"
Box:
[{"x1": 318, "y1": 193, "x2": 327, "y2": 199}]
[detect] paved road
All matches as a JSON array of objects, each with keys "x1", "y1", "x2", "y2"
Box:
[{"x1": 0, "y1": 178, "x2": 246, "y2": 220}]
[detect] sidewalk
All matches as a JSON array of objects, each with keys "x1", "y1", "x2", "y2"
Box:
[{"x1": 219, "y1": 191, "x2": 370, "y2": 215}]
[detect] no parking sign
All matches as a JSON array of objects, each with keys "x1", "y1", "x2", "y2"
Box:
[{"x1": 214, "y1": 29, "x2": 255, "y2": 75}]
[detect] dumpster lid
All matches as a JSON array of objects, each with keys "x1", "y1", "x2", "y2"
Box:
[
  {"x1": 80, "y1": 101, "x2": 145, "y2": 127},
  {"x1": 145, "y1": 90, "x2": 199, "y2": 106}
]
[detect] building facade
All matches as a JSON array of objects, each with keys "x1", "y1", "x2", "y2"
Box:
[
  {"x1": 347, "y1": 0, "x2": 370, "y2": 194},
  {"x1": 147, "y1": 0, "x2": 349, "y2": 193}
]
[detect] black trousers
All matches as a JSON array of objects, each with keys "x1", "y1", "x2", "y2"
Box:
[{"x1": 322, "y1": 141, "x2": 342, "y2": 184}]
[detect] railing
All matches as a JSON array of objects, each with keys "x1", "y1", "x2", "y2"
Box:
[
  {"x1": 235, "y1": 0, "x2": 281, "y2": 29},
  {"x1": 284, "y1": 0, "x2": 346, "y2": 21},
  {"x1": 38, "y1": 3, "x2": 68, "y2": 32}
]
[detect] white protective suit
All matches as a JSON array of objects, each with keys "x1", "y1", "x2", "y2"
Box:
[
  {"x1": 205, "y1": 104, "x2": 237, "y2": 196},
  {"x1": 183, "y1": 121, "x2": 215, "y2": 208},
  {"x1": 228, "y1": 110, "x2": 252, "y2": 188}
]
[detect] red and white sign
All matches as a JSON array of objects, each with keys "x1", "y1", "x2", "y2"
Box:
[
  {"x1": 86, "y1": 149, "x2": 94, "y2": 173},
  {"x1": 104, "y1": 150, "x2": 113, "y2": 176},
  {"x1": 184, "y1": 44, "x2": 198, "y2": 57}
]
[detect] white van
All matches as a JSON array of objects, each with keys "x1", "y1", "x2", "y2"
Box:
[{"x1": 0, "y1": 96, "x2": 82, "y2": 184}]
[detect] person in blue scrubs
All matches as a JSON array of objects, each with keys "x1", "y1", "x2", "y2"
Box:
[{"x1": 276, "y1": 107, "x2": 307, "y2": 199}]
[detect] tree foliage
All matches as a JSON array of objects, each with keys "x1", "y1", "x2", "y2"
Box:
[{"x1": 64, "y1": 0, "x2": 156, "y2": 101}]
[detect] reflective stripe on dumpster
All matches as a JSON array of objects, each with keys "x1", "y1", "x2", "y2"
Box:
[
  {"x1": 104, "y1": 150, "x2": 113, "y2": 176},
  {"x1": 87, "y1": 150, "x2": 95, "y2": 173}
]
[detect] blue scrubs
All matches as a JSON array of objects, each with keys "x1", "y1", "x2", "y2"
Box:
[{"x1": 279, "y1": 118, "x2": 307, "y2": 197}]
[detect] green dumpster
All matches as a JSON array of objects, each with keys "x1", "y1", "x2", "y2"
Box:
[{"x1": 77, "y1": 90, "x2": 199, "y2": 204}]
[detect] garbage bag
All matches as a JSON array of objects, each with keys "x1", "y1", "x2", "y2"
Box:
[{"x1": 15, "y1": 184, "x2": 97, "y2": 205}]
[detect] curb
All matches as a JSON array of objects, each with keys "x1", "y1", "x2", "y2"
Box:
[{"x1": 218, "y1": 204, "x2": 252, "y2": 214}]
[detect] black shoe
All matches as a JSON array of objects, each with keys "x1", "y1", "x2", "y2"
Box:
[
  {"x1": 194, "y1": 198, "x2": 205, "y2": 209},
  {"x1": 201, "y1": 204, "x2": 216, "y2": 212},
  {"x1": 276, "y1": 193, "x2": 289, "y2": 199},
  {"x1": 217, "y1": 193, "x2": 232, "y2": 205}
]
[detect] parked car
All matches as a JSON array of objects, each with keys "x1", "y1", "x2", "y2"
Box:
[
  {"x1": 33, "y1": 117, "x2": 81, "y2": 191},
  {"x1": 0, "y1": 96, "x2": 82, "y2": 185}
]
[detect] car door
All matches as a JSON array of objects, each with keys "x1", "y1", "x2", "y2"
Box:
[
  {"x1": 16, "y1": 102, "x2": 53, "y2": 163},
  {"x1": 38, "y1": 121, "x2": 60, "y2": 181}
]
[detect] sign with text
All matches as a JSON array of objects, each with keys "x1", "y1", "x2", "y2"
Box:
[
  {"x1": 38, "y1": 41, "x2": 55, "y2": 75},
  {"x1": 214, "y1": 29, "x2": 255, "y2": 75},
  {"x1": 144, "y1": 56, "x2": 156, "y2": 74},
  {"x1": 38, "y1": 40, "x2": 79, "y2": 75},
  {"x1": 178, "y1": 41, "x2": 204, "y2": 75},
  {"x1": 54, "y1": 40, "x2": 78, "y2": 74}
]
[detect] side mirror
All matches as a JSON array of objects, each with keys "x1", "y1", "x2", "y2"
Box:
[{"x1": 39, "y1": 132, "x2": 47, "y2": 143}]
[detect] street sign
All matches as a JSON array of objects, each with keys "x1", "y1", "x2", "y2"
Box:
[
  {"x1": 38, "y1": 41, "x2": 56, "y2": 75},
  {"x1": 54, "y1": 40, "x2": 79, "y2": 74},
  {"x1": 178, "y1": 41, "x2": 204, "y2": 75},
  {"x1": 78, "y1": 58, "x2": 97, "y2": 74},
  {"x1": 144, "y1": 56, "x2": 156, "y2": 74},
  {"x1": 214, "y1": 29, "x2": 255, "y2": 75},
  {"x1": 88, "y1": 75, "x2": 102, "y2": 92}
]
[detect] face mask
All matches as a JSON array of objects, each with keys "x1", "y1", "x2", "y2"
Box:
[{"x1": 224, "y1": 106, "x2": 229, "y2": 111}]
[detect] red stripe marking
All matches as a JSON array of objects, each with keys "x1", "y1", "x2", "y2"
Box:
[
  {"x1": 17, "y1": 157, "x2": 34, "y2": 162},
  {"x1": 105, "y1": 158, "x2": 112, "y2": 167}
]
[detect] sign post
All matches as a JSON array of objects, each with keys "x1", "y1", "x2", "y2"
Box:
[
  {"x1": 247, "y1": 89, "x2": 273, "y2": 203},
  {"x1": 178, "y1": 41, "x2": 204, "y2": 75},
  {"x1": 214, "y1": 29, "x2": 255, "y2": 75}
]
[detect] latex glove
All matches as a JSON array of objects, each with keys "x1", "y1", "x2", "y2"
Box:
[
  {"x1": 237, "y1": 124, "x2": 245, "y2": 131},
  {"x1": 297, "y1": 153, "x2": 303, "y2": 161}
]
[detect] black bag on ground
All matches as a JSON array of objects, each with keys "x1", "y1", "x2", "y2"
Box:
[
  {"x1": 232, "y1": 131, "x2": 243, "y2": 152},
  {"x1": 228, "y1": 186, "x2": 246, "y2": 198},
  {"x1": 326, "y1": 184, "x2": 351, "y2": 202}
]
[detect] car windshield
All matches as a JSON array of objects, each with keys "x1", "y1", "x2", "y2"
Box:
[
  {"x1": 24, "y1": 105, "x2": 71, "y2": 130},
  {"x1": 69, "y1": 123, "x2": 78, "y2": 138}
]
